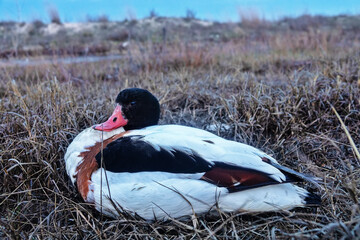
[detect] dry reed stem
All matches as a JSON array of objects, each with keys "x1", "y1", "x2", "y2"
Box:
[{"x1": 331, "y1": 105, "x2": 360, "y2": 163}]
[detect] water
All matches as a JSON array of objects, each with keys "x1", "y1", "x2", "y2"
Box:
[{"x1": 0, "y1": 54, "x2": 124, "y2": 67}]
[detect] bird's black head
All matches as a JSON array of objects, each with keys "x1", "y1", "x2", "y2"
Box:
[
  {"x1": 116, "y1": 88, "x2": 160, "y2": 130},
  {"x1": 93, "y1": 88, "x2": 160, "y2": 132}
]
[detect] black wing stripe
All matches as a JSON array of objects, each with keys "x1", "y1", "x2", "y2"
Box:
[
  {"x1": 262, "y1": 157, "x2": 321, "y2": 188},
  {"x1": 95, "y1": 136, "x2": 213, "y2": 173}
]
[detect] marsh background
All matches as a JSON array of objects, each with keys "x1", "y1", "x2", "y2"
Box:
[{"x1": 0, "y1": 2, "x2": 360, "y2": 239}]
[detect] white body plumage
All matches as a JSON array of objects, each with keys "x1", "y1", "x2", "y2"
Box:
[{"x1": 65, "y1": 125, "x2": 316, "y2": 220}]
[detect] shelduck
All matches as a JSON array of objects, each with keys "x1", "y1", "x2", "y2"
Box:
[{"x1": 64, "y1": 88, "x2": 321, "y2": 220}]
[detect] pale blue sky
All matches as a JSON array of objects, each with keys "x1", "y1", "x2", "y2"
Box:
[{"x1": 0, "y1": 0, "x2": 359, "y2": 22}]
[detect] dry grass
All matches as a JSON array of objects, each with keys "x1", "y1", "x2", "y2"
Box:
[{"x1": 1, "y1": 16, "x2": 360, "y2": 239}]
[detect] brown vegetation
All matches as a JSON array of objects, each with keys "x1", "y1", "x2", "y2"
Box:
[{"x1": 0, "y1": 15, "x2": 359, "y2": 239}]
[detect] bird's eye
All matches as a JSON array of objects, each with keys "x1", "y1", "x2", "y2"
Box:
[{"x1": 130, "y1": 101, "x2": 136, "y2": 106}]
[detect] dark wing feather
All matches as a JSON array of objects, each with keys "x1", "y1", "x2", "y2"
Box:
[
  {"x1": 95, "y1": 136, "x2": 213, "y2": 173},
  {"x1": 262, "y1": 157, "x2": 321, "y2": 189},
  {"x1": 95, "y1": 136, "x2": 320, "y2": 193},
  {"x1": 201, "y1": 161, "x2": 282, "y2": 192}
]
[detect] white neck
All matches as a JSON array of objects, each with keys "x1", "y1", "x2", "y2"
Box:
[{"x1": 64, "y1": 127, "x2": 125, "y2": 184}]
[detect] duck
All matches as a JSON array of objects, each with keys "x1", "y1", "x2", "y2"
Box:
[{"x1": 64, "y1": 88, "x2": 321, "y2": 220}]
